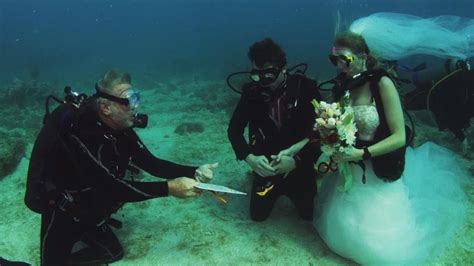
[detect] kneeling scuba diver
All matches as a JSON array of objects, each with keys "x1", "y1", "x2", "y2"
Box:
[
  {"x1": 226, "y1": 62, "x2": 319, "y2": 166},
  {"x1": 24, "y1": 85, "x2": 152, "y2": 265},
  {"x1": 25, "y1": 85, "x2": 149, "y2": 216},
  {"x1": 227, "y1": 61, "x2": 321, "y2": 222},
  {"x1": 401, "y1": 58, "x2": 473, "y2": 143}
]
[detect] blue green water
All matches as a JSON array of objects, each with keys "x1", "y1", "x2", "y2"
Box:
[
  {"x1": 0, "y1": 0, "x2": 473, "y2": 265},
  {"x1": 1, "y1": 0, "x2": 473, "y2": 86}
]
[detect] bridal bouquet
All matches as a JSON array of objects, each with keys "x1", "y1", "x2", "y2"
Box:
[{"x1": 311, "y1": 91, "x2": 357, "y2": 191}]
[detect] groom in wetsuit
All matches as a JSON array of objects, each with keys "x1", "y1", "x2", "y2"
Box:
[
  {"x1": 30, "y1": 70, "x2": 217, "y2": 265},
  {"x1": 227, "y1": 38, "x2": 321, "y2": 222}
]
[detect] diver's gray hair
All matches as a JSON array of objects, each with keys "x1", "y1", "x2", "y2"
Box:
[
  {"x1": 97, "y1": 69, "x2": 132, "y2": 94},
  {"x1": 95, "y1": 69, "x2": 132, "y2": 106}
]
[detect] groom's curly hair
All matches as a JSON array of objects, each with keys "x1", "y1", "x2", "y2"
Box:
[{"x1": 248, "y1": 38, "x2": 287, "y2": 69}]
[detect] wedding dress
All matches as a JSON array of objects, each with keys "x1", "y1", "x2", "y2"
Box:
[{"x1": 314, "y1": 104, "x2": 470, "y2": 265}]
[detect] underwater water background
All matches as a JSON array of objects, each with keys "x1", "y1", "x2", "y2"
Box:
[
  {"x1": 1, "y1": 0, "x2": 474, "y2": 265},
  {"x1": 0, "y1": 0, "x2": 473, "y2": 88}
]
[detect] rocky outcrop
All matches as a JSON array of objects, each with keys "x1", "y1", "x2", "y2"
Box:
[{"x1": 0, "y1": 128, "x2": 27, "y2": 179}]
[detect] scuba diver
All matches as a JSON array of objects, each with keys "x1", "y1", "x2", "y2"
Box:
[
  {"x1": 25, "y1": 70, "x2": 218, "y2": 265},
  {"x1": 402, "y1": 58, "x2": 473, "y2": 143},
  {"x1": 227, "y1": 38, "x2": 322, "y2": 222},
  {"x1": 309, "y1": 30, "x2": 471, "y2": 266}
]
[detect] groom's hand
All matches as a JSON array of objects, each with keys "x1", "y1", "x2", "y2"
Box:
[
  {"x1": 271, "y1": 155, "x2": 296, "y2": 177},
  {"x1": 245, "y1": 154, "x2": 276, "y2": 177}
]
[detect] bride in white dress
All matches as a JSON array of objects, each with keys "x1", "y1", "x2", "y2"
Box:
[
  {"x1": 315, "y1": 32, "x2": 470, "y2": 265},
  {"x1": 279, "y1": 31, "x2": 470, "y2": 265}
]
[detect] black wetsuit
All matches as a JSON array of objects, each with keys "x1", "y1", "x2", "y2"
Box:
[
  {"x1": 227, "y1": 74, "x2": 321, "y2": 221},
  {"x1": 36, "y1": 104, "x2": 196, "y2": 265},
  {"x1": 404, "y1": 68, "x2": 474, "y2": 141}
]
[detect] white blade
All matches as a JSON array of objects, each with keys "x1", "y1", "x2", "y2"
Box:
[{"x1": 195, "y1": 182, "x2": 247, "y2": 195}]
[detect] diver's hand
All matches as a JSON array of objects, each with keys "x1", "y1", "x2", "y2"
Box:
[
  {"x1": 245, "y1": 154, "x2": 276, "y2": 177},
  {"x1": 168, "y1": 177, "x2": 201, "y2": 198},
  {"x1": 274, "y1": 148, "x2": 295, "y2": 163},
  {"x1": 195, "y1": 163, "x2": 218, "y2": 183},
  {"x1": 274, "y1": 138, "x2": 309, "y2": 161},
  {"x1": 270, "y1": 155, "x2": 296, "y2": 177},
  {"x1": 332, "y1": 148, "x2": 363, "y2": 162}
]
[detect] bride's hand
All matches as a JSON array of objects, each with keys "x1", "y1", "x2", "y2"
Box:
[
  {"x1": 274, "y1": 138, "x2": 310, "y2": 162},
  {"x1": 332, "y1": 148, "x2": 363, "y2": 162},
  {"x1": 273, "y1": 148, "x2": 295, "y2": 163}
]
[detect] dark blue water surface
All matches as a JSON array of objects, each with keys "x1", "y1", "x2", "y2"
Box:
[{"x1": 0, "y1": 0, "x2": 472, "y2": 87}]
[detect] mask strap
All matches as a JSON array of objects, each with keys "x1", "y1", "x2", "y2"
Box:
[{"x1": 95, "y1": 83, "x2": 130, "y2": 106}]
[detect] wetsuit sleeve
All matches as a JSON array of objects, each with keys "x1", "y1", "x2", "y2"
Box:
[
  {"x1": 105, "y1": 179, "x2": 170, "y2": 202},
  {"x1": 65, "y1": 132, "x2": 173, "y2": 201},
  {"x1": 129, "y1": 132, "x2": 197, "y2": 179},
  {"x1": 227, "y1": 96, "x2": 251, "y2": 160}
]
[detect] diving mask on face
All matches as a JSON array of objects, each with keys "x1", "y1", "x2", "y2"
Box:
[
  {"x1": 249, "y1": 67, "x2": 281, "y2": 86},
  {"x1": 122, "y1": 90, "x2": 140, "y2": 110},
  {"x1": 328, "y1": 54, "x2": 354, "y2": 67},
  {"x1": 95, "y1": 87, "x2": 140, "y2": 110},
  {"x1": 95, "y1": 85, "x2": 148, "y2": 128}
]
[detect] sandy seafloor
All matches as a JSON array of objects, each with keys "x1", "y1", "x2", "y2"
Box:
[{"x1": 0, "y1": 78, "x2": 473, "y2": 265}]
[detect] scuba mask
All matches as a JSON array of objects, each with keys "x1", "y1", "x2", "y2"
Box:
[
  {"x1": 328, "y1": 54, "x2": 354, "y2": 67},
  {"x1": 95, "y1": 85, "x2": 148, "y2": 128},
  {"x1": 95, "y1": 86, "x2": 140, "y2": 111},
  {"x1": 122, "y1": 90, "x2": 140, "y2": 110},
  {"x1": 249, "y1": 67, "x2": 281, "y2": 86}
]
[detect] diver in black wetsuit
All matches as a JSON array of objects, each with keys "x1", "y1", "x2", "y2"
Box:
[
  {"x1": 403, "y1": 58, "x2": 473, "y2": 143},
  {"x1": 29, "y1": 70, "x2": 218, "y2": 265},
  {"x1": 227, "y1": 38, "x2": 322, "y2": 222}
]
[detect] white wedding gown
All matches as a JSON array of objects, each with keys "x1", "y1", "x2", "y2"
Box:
[{"x1": 314, "y1": 105, "x2": 471, "y2": 265}]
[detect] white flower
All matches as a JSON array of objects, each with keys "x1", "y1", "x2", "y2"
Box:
[
  {"x1": 316, "y1": 118, "x2": 326, "y2": 126},
  {"x1": 327, "y1": 118, "x2": 336, "y2": 128},
  {"x1": 326, "y1": 108, "x2": 334, "y2": 117},
  {"x1": 314, "y1": 95, "x2": 357, "y2": 157},
  {"x1": 343, "y1": 123, "x2": 357, "y2": 145}
]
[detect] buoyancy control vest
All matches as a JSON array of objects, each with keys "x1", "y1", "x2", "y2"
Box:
[
  {"x1": 332, "y1": 69, "x2": 413, "y2": 181},
  {"x1": 25, "y1": 102, "x2": 82, "y2": 213}
]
